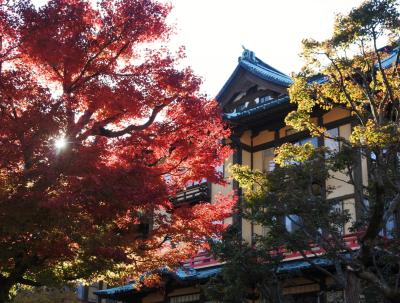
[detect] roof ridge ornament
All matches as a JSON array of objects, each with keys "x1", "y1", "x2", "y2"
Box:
[{"x1": 240, "y1": 46, "x2": 256, "y2": 62}]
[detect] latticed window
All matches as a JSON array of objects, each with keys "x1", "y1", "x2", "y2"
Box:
[{"x1": 169, "y1": 293, "x2": 200, "y2": 303}]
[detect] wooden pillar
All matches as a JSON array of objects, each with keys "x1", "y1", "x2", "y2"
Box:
[{"x1": 232, "y1": 140, "x2": 243, "y2": 234}]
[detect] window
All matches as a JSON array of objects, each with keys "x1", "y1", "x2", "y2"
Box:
[
  {"x1": 297, "y1": 137, "x2": 318, "y2": 147},
  {"x1": 186, "y1": 178, "x2": 207, "y2": 187},
  {"x1": 285, "y1": 214, "x2": 301, "y2": 233},
  {"x1": 170, "y1": 293, "x2": 200, "y2": 303},
  {"x1": 164, "y1": 174, "x2": 172, "y2": 184},
  {"x1": 284, "y1": 137, "x2": 318, "y2": 166},
  {"x1": 324, "y1": 127, "x2": 340, "y2": 154},
  {"x1": 386, "y1": 215, "x2": 396, "y2": 238},
  {"x1": 262, "y1": 148, "x2": 275, "y2": 172},
  {"x1": 380, "y1": 213, "x2": 397, "y2": 239},
  {"x1": 330, "y1": 200, "x2": 344, "y2": 235},
  {"x1": 215, "y1": 163, "x2": 224, "y2": 178}
]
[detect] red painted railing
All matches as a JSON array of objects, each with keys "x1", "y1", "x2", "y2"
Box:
[
  {"x1": 183, "y1": 233, "x2": 360, "y2": 269},
  {"x1": 276, "y1": 233, "x2": 360, "y2": 261},
  {"x1": 183, "y1": 251, "x2": 220, "y2": 269}
]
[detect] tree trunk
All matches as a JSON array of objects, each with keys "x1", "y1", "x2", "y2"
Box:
[
  {"x1": 0, "y1": 275, "x2": 17, "y2": 303},
  {"x1": 345, "y1": 271, "x2": 360, "y2": 303},
  {"x1": 260, "y1": 282, "x2": 285, "y2": 303},
  {"x1": 0, "y1": 284, "x2": 12, "y2": 303}
]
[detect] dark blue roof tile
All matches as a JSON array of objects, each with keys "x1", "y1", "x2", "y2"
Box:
[
  {"x1": 224, "y1": 95, "x2": 290, "y2": 120},
  {"x1": 95, "y1": 256, "x2": 334, "y2": 297},
  {"x1": 239, "y1": 59, "x2": 293, "y2": 87},
  {"x1": 380, "y1": 46, "x2": 399, "y2": 69},
  {"x1": 216, "y1": 48, "x2": 293, "y2": 102}
]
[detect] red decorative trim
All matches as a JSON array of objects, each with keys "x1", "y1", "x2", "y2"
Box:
[{"x1": 183, "y1": 233, "x2": 361, "y2": 268}]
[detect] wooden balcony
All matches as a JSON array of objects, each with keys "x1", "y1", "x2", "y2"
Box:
[{"x1": 171, "y1": 182, "x2": 211, "y2": 206}]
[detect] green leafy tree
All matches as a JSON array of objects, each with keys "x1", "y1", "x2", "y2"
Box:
[
  {"x1": 11, "y1": 287, "x2": 79, "y2": 303},
  {"x1": 210, "y1": 0, "x2": 400, "y2": 302},
  {"x1": 204, "y1": 226, "x2": 285, "y2": 303}
]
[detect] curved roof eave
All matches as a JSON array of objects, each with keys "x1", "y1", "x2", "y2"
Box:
[{"x1": 215, "y1": 64, "x2": 242, "y2": 102}]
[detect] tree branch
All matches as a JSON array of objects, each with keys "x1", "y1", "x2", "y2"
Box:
[
  {"x1": 383, "y1": 193, "x2": 400, "y2": 225},
  {"x1": 92, "y1": 104, "x2": 165, "y2": 138},
  {"x1": 17, "y1": 277, "x2": 43, "y2": 287},
  {"x1": 356, "y1": 269, "x2": 400, "y2": 302}
]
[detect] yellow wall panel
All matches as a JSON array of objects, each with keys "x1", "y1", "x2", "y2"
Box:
[
  {"x1": 142, "y1": 292, "x2": 164, "y2": 303},
  {"x1": 343, "y1": 198, "x2": 356, "y2": 233},
  {"x1": 339, "y1": 123, "x2": 351, "y2": 140},
  {"x1": 253, "y1": 151, "x2": 263, "y2": 171},
  {"x1": 242, "y1": 218, "x2": 252, "y2": 244},
  {"x1": 323, "y1": 108, "x2": 350, "y2": 124},
  {"x1": 241, "y1": 130, "x2": 252, "y2": 145},
  {"x1": 253, "y1": 223, "x2": 264, "y2": 236},
  {"x1": 253, "y1": 130, "x2": 274, "y2": 146},
  {"x1": 211, "y1": 154, "x2": 233, "y2": 204},
  {"x1": 242, "y1": 150, "x2": 251, "y2": 167},
  {"x1": 326, "y1": 170, "x2": 354, "y2": 199}
]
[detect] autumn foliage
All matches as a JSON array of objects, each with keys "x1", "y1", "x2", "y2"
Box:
[{"x1": 0, "y1": 0, "x2": 233, "y2": 300}]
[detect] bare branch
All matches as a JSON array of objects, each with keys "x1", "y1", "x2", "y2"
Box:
[
  {"x1": 326, "y1": 55, "x2": 366, "y2": 124},
  {"x1": 372, "y1": 30, "x2": 396, "y2": 109}
]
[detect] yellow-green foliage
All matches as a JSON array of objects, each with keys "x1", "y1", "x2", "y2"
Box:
[
  {"x1": 11, "y1": 287, "x2": 79, "y2": 303},
  {"x1": 229, "y1": 165, "x2": 267, "y2": 202},
  {"x1": 283, "y1": 0, "x2": 400, "y2": 165},
  {"x1": 350, "y1": 119, "x2": 400, "y2": 148},
  {"x1": 223, "y1": 1, "x2": 400, "y2": 301},
  {"x1": 274, "y1": 142, "x2": 318, "y2": 167}
]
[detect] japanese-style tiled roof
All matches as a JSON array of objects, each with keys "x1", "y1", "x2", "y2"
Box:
[
  {"x1": 222, "y1": 45, "x2": 399, "y2": 121},
  {"x1": 95, "y1": 283, "x2": 135, "y2": 296},
  {"x1": 223, "y1": 95, "x2": 289, "y2": 120},
  {"x1": 95, "y1": 257, "x2": 333, "y2": 298},
  {"x1": 216, "y1": 48, "x2": 293, "y2": 102},
  {"x1": 380, "y1": 46, "x2": 399, "y2": 69},
  {"x1": 239, "y1": 56, "x2": 294, "y2": 87},
  {"x1": 94, "y1": 266, "x2": 222, "y2": 297}
]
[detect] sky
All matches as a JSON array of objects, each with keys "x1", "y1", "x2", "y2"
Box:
[
  {"x1": 32, "y1": 0, "x2": 366, "y2": 96},
  {"x1": 165, "y1": 0, "x2": 365, "y2": 97}
]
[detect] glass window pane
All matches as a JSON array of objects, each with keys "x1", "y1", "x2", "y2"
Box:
[
  {"x1": 300, "y1": 137, "x2": 318, "y2": 147},
  {"x1": 325, "y1": 127, "x2": 339, "y2": 153},
  {"x1": 381, "y1": 214, "x2": 396, "y2": 239},
  {"x1": 330, "y1": 200, "x2": 344, "y2": 235},
  {"x1": 263, "y1": 148, "x2": 275, "y2": 172},
  {"x1": 215, "y1": 163, "x2": 224, "y2": 177},
  {"x1": 285, "y1": 215, "x2": 301, "y2": 233}
]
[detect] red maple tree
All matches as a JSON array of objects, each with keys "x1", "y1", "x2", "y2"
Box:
[{"x1": 0, "y1": 0, "x2": 233, "y2": 301}]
